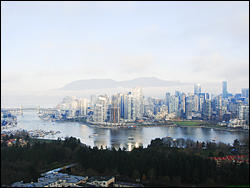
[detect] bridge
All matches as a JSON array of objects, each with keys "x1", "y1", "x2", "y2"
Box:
[{"x1": 1, "y1": 105, "x2": 55, "y2": 114}]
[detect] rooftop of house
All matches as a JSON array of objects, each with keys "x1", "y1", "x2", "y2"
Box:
[{"x1": 87, "y1": 176, "x2": 114, "y2": 182}]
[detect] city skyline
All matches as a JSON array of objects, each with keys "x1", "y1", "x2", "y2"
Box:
[{"x1": 1, "y1": 1, "x2": 249, "y2": 108}]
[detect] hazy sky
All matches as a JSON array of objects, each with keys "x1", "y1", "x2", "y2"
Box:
[{"x1": 1, "y1": 1, "x2": 249, "y2": 107}]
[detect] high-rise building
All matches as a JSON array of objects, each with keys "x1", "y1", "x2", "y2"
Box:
[
  {"x1": 185, "y1": 97, "x2": 192, "y2": 120},
  {"x1": 194, "y1": 84, "x2": 201, "y2": 95},
  {"x1": 202, "y1": 99, "x2": 212, "y2": 120},
  {"x1": 110, "y1": 94, "x2": 120, "y2": 123},
  {"x1": 124, "y1": 92, "x2": 134, "y2": 120},
  {"x1": 90, "y1": 94, "x2": 96, "y2": 110},
  {"x1": 222, "y1": 81, "x2": 228, "y2": 99},
  {"x1": 79, "y1": 98, "x2": 89, "y2": 116},
  {"x1": 181, "y1": 93, "x2": 186, "y2": 113},
  {"x1": 186, "y1": 94, "x2": 199, "y2": 112},
  {"x1": 165, "y1": 92, "x2": 170, "y2": 113},
  {"x1": 213, "y1": 95, "x2": 222, "y2": 119},
  {"x1": 133, "y1": 86, "x2": 143, "y2": 119},
  {"x1": 239, "y1": 105, "x2": 249, "y2": 125},
  {"x1": 94, "y1": 94, "x2": 108, "y2": 123},
  {"x1": 199, "y1": 95, "x2": 204, "y2": 111},
  {"x1": 169, "y1": 95, "x2": 179, "y2": 113},
  {"x1": 242, "y1": 88, "x2": 249, "y2": 98}
]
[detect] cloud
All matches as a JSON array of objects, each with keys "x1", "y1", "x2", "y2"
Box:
[
  {"x1": 190, "y1": 52, "x2": 249, "y2": 82},
  {"x1": 124, "y1": 24, "x2": 167, "y2": 46},
  {"x1": 119, "y1": 53, "x2": 155, "y2": 73},
  {"x1": 101, "y1": 1, "x2": 134, "y2": 11},
  {"x1": 34, "y1": 64, "x2": 108, "y2": 78},
  {"x1": 41, "y1": 42, "x2": 55, "y2": 50},
  {"x1": 1, "y1": 71, "x2": 24, "y2": 83},
  {"x1": 40, "y1": 42, "x2": 107, "y2": 53},
  {"x1": 80, "y1": 65, "x2": 107, "y2": 75}
]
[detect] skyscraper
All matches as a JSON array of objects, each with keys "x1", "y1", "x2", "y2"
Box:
[
  {"x1": 165, "y1": 92, "x2": 170, "y2": 113},
  {"x1": 133, "y1": 86, "x2": 143, "y2": 119},
  {"x1": 202, "y1": 99, "x2": 212, "y2": 120},
  {"x1": 110, "y1": 94, "x2": 120, "y2": 123},
  {"x1": 79, "y1": 98, "x2": 89, "y2": 116},
  {"x1": 242, "y1": 88, "x2": 249, "y2": 98},
  {"x1": 194, "y1": 84, "x2": 201, "y2": 95},
  {"x1": 222, "y1": 81, "x2": 227, "y2": 99},
  {"x1": 185, "y1": 97, "x2": 192, "y2": 120}
]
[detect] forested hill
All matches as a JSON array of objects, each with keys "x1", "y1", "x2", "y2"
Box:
[{"x1": 1, "y1": 136, "x2": 249, "y2": 187}]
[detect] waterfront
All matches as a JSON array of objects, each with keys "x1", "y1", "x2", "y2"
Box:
[{"x1": 2, "y1": 111, "x2": 249, "y2": 151}]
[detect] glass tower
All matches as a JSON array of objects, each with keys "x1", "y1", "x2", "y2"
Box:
[
  {"x1": 194, "y1": 84, "x2": 201, "y2": 95},
  {"x1": 222, "y1": 81, "x2": 227, "y2": 99}
]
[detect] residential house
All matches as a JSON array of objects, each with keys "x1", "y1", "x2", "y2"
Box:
[{"x1": 86, "y1": 176, "x2": 115, "y2": 187}]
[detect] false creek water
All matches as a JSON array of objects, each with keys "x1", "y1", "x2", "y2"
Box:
[{"x1": 4, "y1": 112, "x2": 249, "y2": 151}]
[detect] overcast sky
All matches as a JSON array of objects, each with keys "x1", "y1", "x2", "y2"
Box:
[{"x1": 1, "y1": 1, "x2": 249, "y2": 108}]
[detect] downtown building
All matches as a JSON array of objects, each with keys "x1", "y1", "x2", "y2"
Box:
[
  {"x1": 202, "y1": 99, "x2": 212, "y2": 120},
  {"x1": 242, "y1": 88, "x2": 249, "y2": 98},
  {"x1": 110, "y1": 93, "x2": 121, "y2": 123},
  {"x1": 222, "y1": 81, "x2": 228, "y2": 99},
  {"x1": 133, "y1": 86, "x2": 144, "y2": 120},
  {"x1": 94, "y1": 94, "x2": 109, "y2": 123},
  {"x1": 194, "y1": 84, "x2": 201, "y2": 95},
  {"x1": 124, "y1": 92, "x2": 135, "y2": 121},
  {"x1": 238, "y1": 105, "x2": 249, "y2": 125},
  {"x1": 79, "y1": 98, "x2": 89, "y2": 116}
]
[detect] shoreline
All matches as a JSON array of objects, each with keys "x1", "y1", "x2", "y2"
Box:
[{"x1": 82, "y1": 123, "x2": 249, "y2": 132}]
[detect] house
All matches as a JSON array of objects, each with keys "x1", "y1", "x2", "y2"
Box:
[
  {"x1": 39, "y1": 172, "x2": 88, "y2": 187},
  {"x1": 86, "y1": 176, "x2": 115, "y2": 187},
  {"x1": 204, "y1": 155, "x2": 249, "y2": 167},
  {"x1": 7, "y1": 141, "x2": 13, "y2": 147}
]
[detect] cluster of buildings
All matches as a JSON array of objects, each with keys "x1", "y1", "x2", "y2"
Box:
[
  {"x1": 1, "y1": 113, "x2": 17, "y2": 129},
  {"x1": 1, "y1": 133, "x2": 28, "y2": 147},
  {"x1": 10, "y1": 172, "x2": 143, "y2": 187},
  {"x1": 205, "y1": 155, "x2": 249, "y2": 167},
  {"x1": 47, "y1": 82, "x2": 249, "y2": 129}
]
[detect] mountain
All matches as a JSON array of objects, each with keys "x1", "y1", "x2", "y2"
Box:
[{"x1": 56, "y1": 77, "x2": 189, "y2": 90}]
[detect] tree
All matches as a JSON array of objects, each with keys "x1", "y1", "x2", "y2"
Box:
[
  {"x1": 209, "y1": 152, "x2": 214, "y2": 157},
  {"x1": 142, "y1": 174, "x2": 147, "y2": 182},
  {"x1": 148, "y1": 168, "x2": 156, "y2": 180},
  {"x1": 233, "y1": 139, "x2": 240, "y2": 149},
  {"x1": 132, "y1": 170, "x2": 141, "y2": 181},
  {"x1": 205, "y1": 178, "x2": 214, "y2": 187},
  {"x1": 163, "y1": 175, "x2": 171, "y2": 184},
  {"x1": 24, "y1": 135, "x2": 30, "y2": 142},
  {"x1": 218, "y1": 151, "x2": 224, "y2": 157}
]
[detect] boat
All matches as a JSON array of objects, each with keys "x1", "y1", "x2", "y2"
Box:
[
  {"x1": 89, "y1": 135, "x2": 93, "y2": 138},
  {"x1": 128, "y1": 137, "x2": 134, "y2": 140},
  {"x1": 93, "y1": 133, "x2": 98, "y2": 136}
]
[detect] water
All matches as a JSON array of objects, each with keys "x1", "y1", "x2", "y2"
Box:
[{"x1": 3, "y1": 112, "x2": 249, "y2": 151}]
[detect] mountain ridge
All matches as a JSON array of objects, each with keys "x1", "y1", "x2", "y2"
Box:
[{"x1": 56, "y1": 77, "x2": 189, "y2": 90}]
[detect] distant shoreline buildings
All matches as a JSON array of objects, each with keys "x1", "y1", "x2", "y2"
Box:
[
  {"x1": 3, "y1": 82, "x2": 248, "y2": 130},
  {"x1": 45, "y1": 81, "x2": 249, "y2": 129}
]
